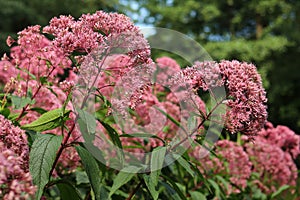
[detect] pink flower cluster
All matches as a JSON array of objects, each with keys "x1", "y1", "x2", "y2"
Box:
[
  {"x1": 1, "y1": 25, "x2": 71, "y2": 84},
  {"x1": 43, "y1": 11, "x2": 151, "y2": 65},
  {"x1": 0, "y1": 115, "x2": 36, "y2": 199},
  {"x1": 181, "y1": 60, "x2": 267, "y2": 135},
  {"x1": 193, "y1": 140, "x2": 252, "y2": 193},
  {"x1": 193, "y1": 122, "x2": 299, "y2": 195},
  {"x1": 258, "y1": 122, "x2": 300, "y2": 159}
]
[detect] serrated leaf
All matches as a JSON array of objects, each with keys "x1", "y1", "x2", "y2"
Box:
[
  {"x1": 21, "y1": 108, "x2": 70, "y2": 132},
  {"x1": 143, "y1": 174, "x2": 159, "y2": 200},
  {"x1": 30, "y1": 134, "x2": 63, "y2": 200},
  {"x1": 189, "y1": 191, "x2": 206, "y2": 200},
  {"x1": 56, "y1": 181, "x2": 82, "y2": 200},
  {"x1": 109, "y1": 165, "x2": 141, "y2": 197},
  {"x1": 75, "y1": 146, "x2": 101, "y2": 200},
  {"x1": 11, "y1": 95, "x2": 34, "y2": 109}
]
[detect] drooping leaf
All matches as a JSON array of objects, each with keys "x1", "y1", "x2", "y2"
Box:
[
  {"x1": 109, "y1": 165, "x2": 141, "y2": 197},
  {"x1": 75, "y1": 145, "x2": 101, "y2": 200},
  {"x1": 30, "y1": 134, "x2": 63, "y2": 200},
  {"x1": 21, "y1": 108, "x2": 70, "y2": 132}
]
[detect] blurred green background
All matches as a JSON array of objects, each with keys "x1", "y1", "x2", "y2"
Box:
[{"x1": 0, "y1": 0, "x2": 299, "y2": 133}]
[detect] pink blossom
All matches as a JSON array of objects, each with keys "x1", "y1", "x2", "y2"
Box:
[
  {"x1": 0, "y1": 115, "x2": 29, "y2": 171},
  {"x1": 258, "y1": 122, "x2": 300, "y2": 159},
  {"x1": 193, "y1": 140, "x2": 252, "y2": 193},
  {"x1": 182, "y1": 60, "x2": 267, "y2": 134},
  {"x1": 245, "y1": 139, "x2": 298, "y2": 193},
  {"x1": 0, "y1": 116, "x2": 35, "y2": 199},
  {"x1": 43, "y1": 11, "x2": 151, "y2": 65}
]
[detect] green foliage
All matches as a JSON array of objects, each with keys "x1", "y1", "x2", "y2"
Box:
[
  {"x1": 11, "y1": 95, "x2": 35, "y2": 110},
  {"x1": 21, "y1": 108, "x2": 70, "y2": 132},
  {"x1": 29, "y1": 133, "x2": 63, "y2": 200},
  {"x1": 75, "y1": 145, "x2": 102, "y2": 200},
  {"x1": 109, "y1": 166, "x2": 141, "y2": 197}
]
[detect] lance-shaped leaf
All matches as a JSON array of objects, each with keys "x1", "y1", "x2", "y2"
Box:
[
  {"x1": 109, "y1": 166, "x2": 141, "y2": 197},
  {"x1": 21, "y1": 108, "x2": 70, "y2": 132},
  {"x1": 30, "y1": 134, "x2": 63, "y2": 200},
  {"x1": 76, "y1": 145, "x2": 102, "y2": 200}
]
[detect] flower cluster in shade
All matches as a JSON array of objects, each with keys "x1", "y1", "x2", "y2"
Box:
[
  {"x1": 0, "y1": 115, "x2": 36, "y2": 199},
  {"x1": 191, "y1": 122, "x2": 300, "y2": 195},
  {"x1": 180, "y1": 60, "x2": 267, "y2": 135}
]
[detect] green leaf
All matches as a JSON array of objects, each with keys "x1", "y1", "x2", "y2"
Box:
[
  {"x1": 173, "y1": 154, "x2": 195, "y2": 178},
  {"x1": 207, "y1": 179, "x2": 223, "y2": 199},
  {"x1": 270, "y1": 185, "x2": 290, "y2": 199},
  {"x1": 109, "y1": 165, "x2": 141, "y2": 197},
  {"x1": 75, "y1": 171, "x2": 89, "y2": 185},
  {"x1": 77, "y1": 109, "x2": 96, "y2": 142},
  {"x1": 156, "y1": 106, "x2": 181, "y2": 128},
  {"x1": 21, "y1": 108, "x2": 70, "y2": 132},
  {"x1": 99, "y1": 121, "x2": 124, "y2": 166},
  {"x1": 30, "y1": 107, "x2": 47, "y2": 114},
  {"x1": 8, "y1": 112, "x2": 20, "y2": 121},
  {"x1": 161, "y1": 174, "x2": 187, "y2": 200},
  {"x1": 143, "y1": 174, "x2": 159, "y2": 200},
  {"x1": 75, "y1": 146, "x2": 101, "y2": 200},
  {"x1": 140, "y1": 147, "x2": 166, "y2": 200},
  {"x1": 189, "y1": 191, "x2": 206, "y2": 200},
  {"x1": 11, "y1": 95, "x2": 34, "y2": 109},
  {"x1": 100, "y1": 121, "x2": 123, "y2": 149},
  {"x1": 56, "y1": 181, "x2": 82, "y2": 200},
  {"x1": 29, "y1": 134, "x2": 63, "y2": 200},
  {"x1": 161, "y1": 181, "x2": 182, "y2": 200},
  {"x1": 151, "y1": 147, "x2": 166, "y2": 184},
  {"x1": 120, "y1": 133, "x2": 165, "y2": 145},
  {"x1": 0, "y1": 108, "x2": 10, "y2": 118}
]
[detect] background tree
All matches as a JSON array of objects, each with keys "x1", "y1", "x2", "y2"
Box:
[{"x1": 125, "y1": 0, "x2": 300, "y2": 133}]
